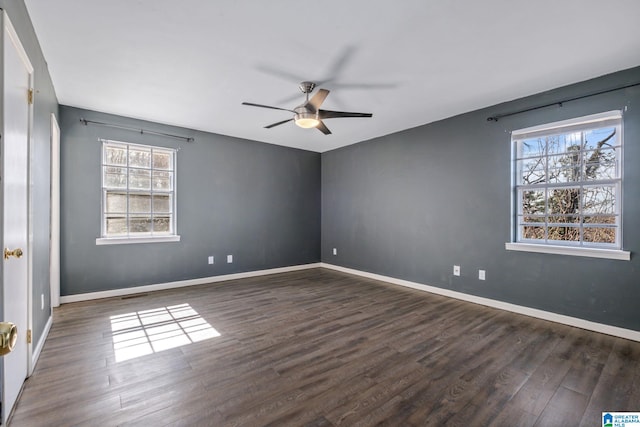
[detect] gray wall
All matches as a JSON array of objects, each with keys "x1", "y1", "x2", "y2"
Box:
[
  {"x1": 60, "y1": 106, "x2": 320, "y2": 296},
  {"x1": 0, "y1": 2, "x2": 58, "y2": 347},
  {"x1": 322, "y1": 67, "x2": 640, "y2": 331}
]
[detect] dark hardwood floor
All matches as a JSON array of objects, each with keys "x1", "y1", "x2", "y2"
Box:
[{"x1": 9, "y1": 268, "x2": 640, "y2": 426}]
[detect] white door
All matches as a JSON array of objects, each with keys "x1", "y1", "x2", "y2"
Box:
[{"x1": 1, "y1": 12, "x2": 33, "y2": 425}]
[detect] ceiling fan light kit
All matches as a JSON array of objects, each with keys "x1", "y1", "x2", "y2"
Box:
[
  {"x1": 294, "y1": 111, "x2": 320, "y2": 129},
  {"x1": 242, "y1": 81, "x2": 372, "y2": 135}
]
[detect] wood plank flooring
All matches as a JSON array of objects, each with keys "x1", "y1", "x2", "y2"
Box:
[{"x1": 9, "y1": 268, "x2": 640, "y2": 426}]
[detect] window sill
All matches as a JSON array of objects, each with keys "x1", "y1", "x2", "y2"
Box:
[
  {"x1": 96, "y1": 235, "x2": 181, "y2": 245},
  {"x1": 505, "y1": 242, "x2": 630, "y2": 260}
]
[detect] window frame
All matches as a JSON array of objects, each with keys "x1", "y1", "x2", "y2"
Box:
[
  {"x1": 96, "y1": 139, "x2": 180, "y2": 245},
  {"x1": 506, "y1": 111, "x2": 630, "y2": 260}
]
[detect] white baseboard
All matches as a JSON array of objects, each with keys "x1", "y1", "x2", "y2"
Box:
[
  {"x1": 320, "y1": 263, "x2": 640, "y2": 342},
  {"x1": 30, "y1": 315, "x2": 52, "y2": 375},
  {"x1": 59, "y1": 263, "x2": 322, "y2": 304}
]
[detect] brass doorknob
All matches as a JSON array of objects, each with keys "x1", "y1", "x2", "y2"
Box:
[
  {"x1": 4, "y1": 247, "x2": 23, "y2": 260},
  {"x1": 0, "y1": 322, "x2": 18, "y2": 356}
]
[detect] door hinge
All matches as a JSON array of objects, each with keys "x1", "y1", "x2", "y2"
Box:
[
  {"x1": 27, "y1": 329, "x2": 32, "y2": 344},
  {"x1": 28, "y1": 88, "x2": 34, "y2": 105}
]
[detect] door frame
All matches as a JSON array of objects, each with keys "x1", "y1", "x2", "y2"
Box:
[
  {"x1": 50, "y1": 113, "x2": 60, "y2": 309},
  {"x1": 1, "y1": 9, "x2": 34, "y2": 421}
]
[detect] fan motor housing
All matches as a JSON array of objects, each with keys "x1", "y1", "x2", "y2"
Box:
[{"x1": 299, "y1": 81, "x2": 316, "y2": 94}]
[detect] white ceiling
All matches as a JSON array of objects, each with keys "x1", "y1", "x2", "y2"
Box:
[{"x1": 25, "y1": 0, "x2": 640, "y2": 153}]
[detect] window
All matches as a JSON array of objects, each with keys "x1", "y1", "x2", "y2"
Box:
[
  {"x1": 507, "y1": 111, "x2": 629, "y2": 260},
  {"x1": 97, "y1": 140, "x2": 179, "y2": 244}
]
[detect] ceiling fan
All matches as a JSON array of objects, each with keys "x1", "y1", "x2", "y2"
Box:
[{"x1": 242, "y1": 82, "x2": 372, "y2": 135}]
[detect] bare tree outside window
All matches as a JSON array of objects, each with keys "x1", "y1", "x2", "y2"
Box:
[
  {"x1": 514, "y1": 112, "x2": 622, "y2": 248},
  {"x1": 101, "y1": 140, "x2": 176, "y2": 238}
]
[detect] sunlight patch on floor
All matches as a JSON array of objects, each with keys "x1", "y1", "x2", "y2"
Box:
[{"x1": 109, "y1": 303, "x2": 220, "y2": 362}]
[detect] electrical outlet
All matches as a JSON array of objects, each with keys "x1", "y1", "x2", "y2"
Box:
[
  {"x1": 333, "y1": 248, "x2": 337, "y2": 255},
  {"x1": 227, "y1": 254, "x2": 233, "y2": 263},
  {"x1": 208, "y1": 256, "x2": 214, "y2": 265},
  {"x1": 479, "y1": 270, "x2": 486, "y2": 280},
  {"x1": 453, "y1": 265, "x2": 460, "y2": 276}
]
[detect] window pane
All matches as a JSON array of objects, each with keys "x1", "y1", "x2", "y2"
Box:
[
  {"x1": 106, "y1": 216, "x2": 128, "y2": 236},
  {"x1": 105, "y1": 145, "x2": 127, "y2": 166},
  {"x1": 518, "y1": 138, "x2": 546, "y2": 158},
  {"x1": 520, "y1": 190, "x2": 545, "y2": 215},
  {"x1": 129, "y1": 194, "x2": 151, "y2": 213},
  {"x1": 545, "y1": 134, "x2": 565, "y2": 156},
  {"x1": 583, "y1": 227, "x2": 615, "y2": 244},
  {"x1": 583, "y1": 186, "x2": 616, "y2": 214},
  {"x1": 547, "y1": 133, "x2": 581, "y2": 156},
  {"x1": 547, "y1": 226, "x2": 580, "y2": 242},
  {"x1": 521, "y1": 225, "x2": 545, "y2": 240},
  {"x1": 130, "y1": 216, "x2": 152, "y2": 233},
  {"x1": 548, "y1": 215, "x2": 580, "y2": 224},
  {"x1": 548, "y1": 153, "x2": 581, "y2": 183},
  {"x1": 518, "y1": 157, "x2": 546, "y2": 185},
  {"x1": 129, "y1": 147, "x2": 151, "y2": 168},
  {"x1": 106, "y1": 192, "x2": 127, "y2": 213},
  {"x1": 153, "y1": 151, "x2": 173, "y2": 170},
  {"x1": 584, "y1": 215, "x2": 616, "y2": 225},
  {"x1": 521, "y1": 215, "x2": 544, "y2": 223},
  {"x1": 152, "y1": 171, "x2": 173, "y2": 191},
  {"x1": 129, "y1": 169, "x2": 151, "y2": 190},
  {"x1": 153, "y1": 195, "x2": 171, "y2": 213},
  {"x1": 583, "y1": 148, "x2": 618, "y2": 181},
  {"x1": 548, "y1": 166, "x2": 581, "y2": 183},
  {"x1": 583, "y1": 127, "x2": 617, "y2": 150},
  {"x1": 153, "y1": 217, "x2": 171, "y2": 233},
  {"x1": 548, "y1": 188, "x2": 580, "y2": 215},
  {"x1": 104, "y1": 167, "x2": 127, "y2": 189}
]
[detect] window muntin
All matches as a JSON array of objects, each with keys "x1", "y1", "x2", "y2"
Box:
[
  {"x1": 513, "y1": 111, "x2": 622, "y2": 249},
  {"x1": 101, "y1": 140, "x2": 176, "y2": 239}
]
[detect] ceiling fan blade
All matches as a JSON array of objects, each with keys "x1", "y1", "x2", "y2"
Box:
[
  {"x1": 264, "y1": 118, "x2": 293, "y2": 129},
  {"x1": 330, "y1": 82, "x2": 397, "y2": 90},
  {"x1": 307, "y1": 89, "x2": 330, "y2": 111},
  {"x1": 242, "y1": 102, "x2": 294, "y2": 113},
  {"x1": 319, "y1": 109, "x2": 373, "y2": 119},
  {"x1": 275, "y1": 92, "x2": 305, "y2": 106},
  {"x1": 318, "y1": 45, "x2": 356, "y2": 86},
  {"x1": 316, "y1": 121, "x2": 332, "y2": 135},
  {"x1": 255, "y1": 64, "x2": 304, "y2": 83}
]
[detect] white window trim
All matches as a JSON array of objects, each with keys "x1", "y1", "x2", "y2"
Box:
[
  {"x1": 505, "y1": 242, "x2": 630, "y2": 260},
  {"x1": 511, "y1": 110, "x2": 622, "y2": 139},
  {"x1": 96, "y1": 235, "x2": 181, "y2": 245},
  {"x1": 98, "y1": 139, "x2": 179, "y2": 245},
  {"x1": 508, "y1": 110, "x2": 629, "y2": 259}
]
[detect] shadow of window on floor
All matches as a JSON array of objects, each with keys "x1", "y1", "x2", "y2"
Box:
[{"x1": 109, "y1": 303, "x2": 221, "y2": 362}]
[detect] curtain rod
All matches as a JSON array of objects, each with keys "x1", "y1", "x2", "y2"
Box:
[
  {"x1": 80, "y1": 118, "x2": 194, "y2": 142},
  {"x1": 486, "y1": 81, "x2": 640, "y2": 122}
]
